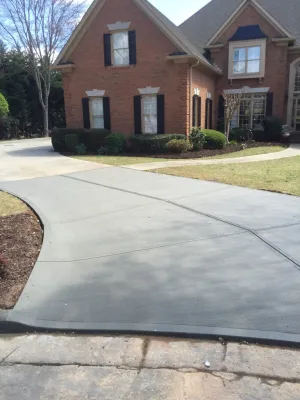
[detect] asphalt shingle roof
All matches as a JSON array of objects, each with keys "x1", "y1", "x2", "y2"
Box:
[{"x1": 180, "y1": 0, "x2": 300, "y2": 51}]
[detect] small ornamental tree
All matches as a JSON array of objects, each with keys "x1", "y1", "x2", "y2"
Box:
[
  {"x1": 223, "y1": 90, "x2": 244, "y2": 143},
  {"x1": 0, "y1": 92, "x2": 9, "y2": 119}
]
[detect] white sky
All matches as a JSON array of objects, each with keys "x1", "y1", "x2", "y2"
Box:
[{"x1": 83, "y1": 0, "x2": 211, "y2": 25}]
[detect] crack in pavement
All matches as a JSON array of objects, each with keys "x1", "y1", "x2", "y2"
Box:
[
  {"x1": 63, "y1": 175, "x2": 300, "y2": 271},
  {"x1": 0, "y1": 360, "x2": 298, "y2": 385}
]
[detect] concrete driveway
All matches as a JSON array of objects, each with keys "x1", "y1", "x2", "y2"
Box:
[
  {"x1": 0, "y1": 138, "x2": 108, "y2": 181},
  {"x1": 1, "y1": 139, "x2": 300, "y2": 343}
]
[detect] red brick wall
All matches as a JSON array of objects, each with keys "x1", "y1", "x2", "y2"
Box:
[
  {"x1": 212, "y1": 4, "x2": 289, "y2": 123},
  {"x1": 62, "y1": 0, "x2": 191, "y2": 136},
  {"x1": 192, "y1": 68, "x2": 216, "y2": 129}
]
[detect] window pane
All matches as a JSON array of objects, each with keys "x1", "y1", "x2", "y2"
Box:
[
  {"x1": 239, "y1": 99, "x2": 251, "y2": 128},
  {"x1": 114, "y1": 49, "x2": 130, "y2": 65},
  {"x1": 233, "y1": 61, "x2": 246, "y2": 74},
  {"x1": 92, "y1": 99, "x2": 103, "y2": 116},
  {"x1": 144, "y1": 116, "x2": 157, "y2": 134},
  {"x1": 247, "y1": 60, "x2": 260, "y2": 73},
  {"x1": 143, "y1": 96, "x2": 157, "y2": 115},
  {"x1": 248, "y1": 46, "x2": 260, "y2": 60},
  {"x1": 234, "y1": 48, "x2": 246, "y2": 61},
  {"x1": 113, "y1": 32, "x2": 129, "y2": 50},
  {"x1": 93, "y1": 116, "x2": 104, "y2": 129},
  {"x1": 252, "y1": 97, "x2": 266, "y2": 129}
]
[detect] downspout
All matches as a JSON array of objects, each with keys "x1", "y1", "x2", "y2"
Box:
[{"x1": 190, "y1": 60, "x2": 200, "y2": 133}]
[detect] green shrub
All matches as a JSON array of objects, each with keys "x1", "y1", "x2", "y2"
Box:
[
  {"x1": 189, "y1": 127, "x2": 206, "y2": 150},
  {"x1": 0, "y1": 93, "x2": 9, "y2": 119},
  {"x1": 76, "y1": 143, "x2": 87, "y2": 155},
  {"x1": 229, "y1": 127, "x2": 253, "y2": 142},
  {"x1": 202, "y1": 129, "x2": 226, "y2": 149},
  {"x1": 130, "y1": 134, "x2": 186, "y2": 154},
  {"x1": 103, "y1": 133, "x2": 126, "y2": 154},
  {"x1": 167, "y1": 139, "x2": 190, "y2": 153},
  {"x1": 229, "y1": 140, "x2": 238, "y2": 145},
  {"x1": 81, "y1": 129, "x2": 110, "y2": 151},
  {"x1": 65, "y1": 134, "x2": 79, "y2": 153},
  {"x1": 51, "y1": 128, "x2": 110, "y2": 152},
  {"x1": 263, "y1": 116, "x2": 282, "y2": 141}
]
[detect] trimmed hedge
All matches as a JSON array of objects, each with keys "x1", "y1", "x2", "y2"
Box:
[
  {"x1": 202, "y1": 129, "x2": 226, "y2": 149},
  {"x1": 130, "y1": 134, "x2": 186, "y2": 154},
  {"x1": 65, "y1": 134, "x2": 79, "y2": 153},
  {"x1": 82, "y1": 129, "x2": 110, "y2": 151},
  {"x1": 103, "y1": 133, "x2": 127, "y2": 154},
  {"x1": 167, "y1": 139, "x2": 190, "y2": 153},
  {"x1": 51, "y1": 128, "x2": 110, "y2": 152}
]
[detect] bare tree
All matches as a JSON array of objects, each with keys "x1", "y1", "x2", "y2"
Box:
[
  {"x1": 223, "y1": 89, "x2": 244, "y2": 143},
  {"x1": 0, "y1": 0, "x2": 85, "y2": 136}
]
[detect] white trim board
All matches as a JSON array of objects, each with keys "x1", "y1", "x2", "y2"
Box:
[{"x1": 224, "y1": 87, "x2": 270, "y2": 94}]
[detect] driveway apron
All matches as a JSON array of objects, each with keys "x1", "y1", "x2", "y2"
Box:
[{"x1": 1, "y1": 157, "x2": 300, "y2": 342}]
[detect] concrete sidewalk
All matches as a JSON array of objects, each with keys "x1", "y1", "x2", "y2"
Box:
[
  {"x1": 126, "y1": 144, "x2": 300, "y2": 170},
  {"x1": 0, "y1": 334, "x2": 299, "y2": 399}
]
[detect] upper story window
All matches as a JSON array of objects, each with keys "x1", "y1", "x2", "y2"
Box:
[
  {"x1": 112, "y1": 31, "x2": 130, "y2": 66},
  {"x1": 228, "y1": 40, "x2": 266, "y2": 79},
  {"x1": 233, "y1": 46, "x2": 260, "y2": 74}
]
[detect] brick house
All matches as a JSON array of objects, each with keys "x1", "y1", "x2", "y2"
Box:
[{"x1": 54, "y1": 0, "x2": 300, "y2": 136}]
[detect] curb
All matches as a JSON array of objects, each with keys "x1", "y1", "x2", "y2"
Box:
[{"x1": 1, "y1": 312, "x2": 300, "y2": 347}]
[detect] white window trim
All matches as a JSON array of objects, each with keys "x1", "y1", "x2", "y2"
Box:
[
  {"x1": 138, "y1": 86, "x2": 160, "y2": 95},
  {"x1": 142, "y1": 95, "x2": 158, "y2": 134},
  {"x1": 86, "y1": 89, "x2": 105, "y2": 97},
  {"x1": 224, "y1": 87, "x2": 270, "y2": 95},
  {"x1": 228, "y1": 39, "x2": 267, "y2": 80},
  {"x1": 287, "y1": 57, "x2": 300, "y2": 126},
  {"x1": 107, "y1": 21, "x2": 131, "y2": 31}
]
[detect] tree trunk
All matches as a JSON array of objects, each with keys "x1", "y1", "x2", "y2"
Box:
[
  {"x1": 43, "y1": 98, "x2": 49, "y2": 137},
  {"x1": 225, "y1": 120, "x2": 230, "y2": 143}
]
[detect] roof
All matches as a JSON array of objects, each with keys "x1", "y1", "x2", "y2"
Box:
[
  {"x1": 229, "y1": 24, "x2": 268, "y2": 41},
  {"x1": 138, "y1": 0, "x2": 217, "y2": 69},
  {"x1": 54, "y1": 0, "x2": 220, "y2": 73},
  {"x1": 180, "y1": 0, "x2": 300, "y2": 49}
]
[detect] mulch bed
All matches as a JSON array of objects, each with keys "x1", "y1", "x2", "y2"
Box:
[
  {"x1": 128, "y1": 142, "x2": 287, "y2": 159},
  {"x1": 0, "y1": 211, "x2": 43, "y2": 309}
]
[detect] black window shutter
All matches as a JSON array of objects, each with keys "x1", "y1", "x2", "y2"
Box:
[
  {"x1": 134, "y1": 95, "x2": 142, "y2": 134},
  {"x1": 82, "y1": 98, "x2": 90, "y2": 129},
  {"x1": 104, "y1": 33, "x2": 112, "y2": 66},
  {"x1": 218, "y1": 95, "x2": 225, "y2": 120},
  {"x1": 129, "y1": 30, "x2": 137, "y2": 65},
  {"x1": 157, "y1": 94, "x2": 165, "y2": 134},
  {"x1": 205, "y1": 98, "x2": 209, "y2": 129},
  {"x1": 198, "y1": 97, "x2": 202, "y2": 127},
  {"x1": 192, "y1": 95, "x2": 196, "y2": 127},
  {"x1": 266, "y1": 92, "x2": 273, "y2": 116},
  {"x1": 209, "y1": 99, "x2": 213, "y2": 129},
  {"x1": 103, "y1": 97, "x2": 111, "y2": 131}
]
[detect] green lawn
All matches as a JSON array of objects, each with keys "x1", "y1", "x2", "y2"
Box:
[
  {"x1": 153, "y1": 156, "x2": 300, "y2": 197},
  {"x1": 0, "y1": 191, "x2": 28, "y2": 217},
  {"x1": 206, "y1": 145, "x2": 285, "y2": 159},
  {"x1": 73, "y1": 155, "x2": 170, "y2": 166}
]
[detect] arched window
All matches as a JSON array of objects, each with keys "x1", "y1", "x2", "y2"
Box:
[{"x1": 295, "y1": 63, "x2": 300, "y2": 93}]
